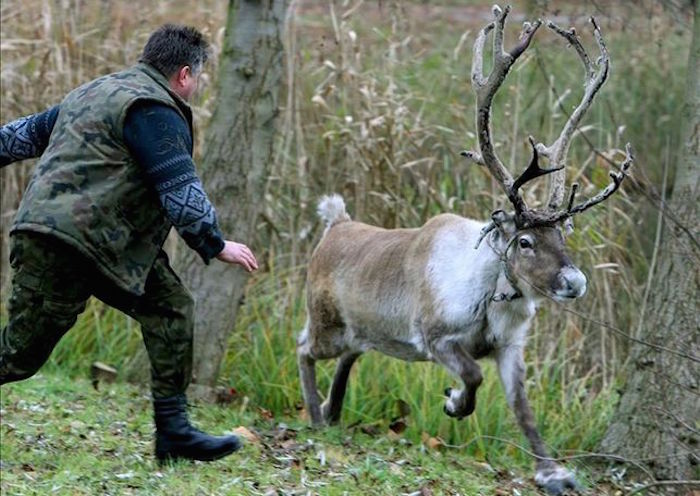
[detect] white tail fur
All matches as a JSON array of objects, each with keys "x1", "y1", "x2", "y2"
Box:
[{"x1": 317, "y1": 194, "x2": 350, "y2": 231}]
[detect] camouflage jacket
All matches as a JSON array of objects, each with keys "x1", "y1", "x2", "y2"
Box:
[{"x1": 12, "y1": 63, "x2": 193, "y2": 295}]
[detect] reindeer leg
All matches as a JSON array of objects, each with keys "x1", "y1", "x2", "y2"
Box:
[
  {"x1": 297, "y1": 326, "x2": 324, "y2": 426},
  {"x1": 321, "y1": 351, "x2": 361, "y2": 424},
  {"x1": 429, "y1": 334, "x2": 483, "y2": 419},
  {"x1": 496, "y1": 346, "x2": 578, "y2": 495}
]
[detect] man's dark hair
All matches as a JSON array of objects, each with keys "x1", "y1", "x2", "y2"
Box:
[{"x1": 140, "y1": 24, "x2": 210, "y2": 78}]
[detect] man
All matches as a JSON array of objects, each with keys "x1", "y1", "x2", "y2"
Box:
[{"x1": 0, "y1": 24, "x2": 258, "y2": 463}]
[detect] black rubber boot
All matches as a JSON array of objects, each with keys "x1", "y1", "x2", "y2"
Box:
[{"x1": 153, "y1": 394, "x2": 242, "y2": 463}]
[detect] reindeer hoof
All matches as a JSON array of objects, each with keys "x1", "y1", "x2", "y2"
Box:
[
  {"x1": 443, "y1": 388, "x2": 473, "y2": 420},
  {"x1": 442, "y1": 403, "x2": 465, "y2": 420},
  {"x1": 535, "y1": 466, "x2": 578, "y2": 495}
]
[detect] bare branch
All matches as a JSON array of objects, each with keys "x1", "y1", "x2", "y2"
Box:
[{"x1": 627, "y1": 481, "x2": 700, "y2": 496}]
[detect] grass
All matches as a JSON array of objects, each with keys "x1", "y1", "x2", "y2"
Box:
[
  {"x1": 1, "y1": 373, "x2": 562, "y2": 496},
  {"x1": 37, "y1": 262, "x2": 618, "y2": 459},
  {"x1": 10, "y1": 263, "x2": 624, "y2": 494}
]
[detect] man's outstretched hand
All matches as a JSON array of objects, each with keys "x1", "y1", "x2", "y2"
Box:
[{"x1": 216, "y1": 240, "x2": 258, "y2": 272}]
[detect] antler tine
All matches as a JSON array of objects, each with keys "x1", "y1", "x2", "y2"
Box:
[
  {"x1": 546, "y1": 21, "x2": 594, "y2": 81},
  {"x1": 539, "y1": 16, "x2": 610, "y2": 211},
  {"x1": 510, "y1": 13, "x2": 542, "y2": 59},
  {"x1": 471, "y1": 20, "x2": 494, "y2": 89},
  {"x1": 565, "y1": 143, "x2": 632, "y2": 215},
  {"x1": 493, "y1": 5, "x2": 510, "y2": 62},
  {"x1": 464, "y1": 5, "x2": 542, "y2": 216},
  {"x1": 510, "y1": 136, "x2": 564, "y2": 200},
  {"x1": 534, "y1": 143, "x2": 634, "y2": 226}
]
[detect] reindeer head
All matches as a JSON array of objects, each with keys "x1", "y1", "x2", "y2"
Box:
[{"x1": 462, "y1": 5, "x2": 633, "y2": 302}]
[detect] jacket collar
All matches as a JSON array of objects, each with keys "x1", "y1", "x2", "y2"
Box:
[{"x1": 134, "y1": 62, "x2": 193, "y2": 128}]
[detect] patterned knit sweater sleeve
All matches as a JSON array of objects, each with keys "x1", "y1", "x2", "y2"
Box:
[
  {"x1": 0, "y1": 105, "x2": 59, "y2": 167},
  {"x1": 123, "y1": 101, "x2": 225, "y2": 264}
]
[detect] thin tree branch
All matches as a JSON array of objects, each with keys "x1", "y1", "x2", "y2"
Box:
[
  {"x1": 516, "y1": 275, "x2": 700, "y2": 364},
  {"x1": 441, "y1": 434, "x2": 657, "y2": 479},
  {"x1": 627, "y1": 480, "x2": 700, "y2": 495}
]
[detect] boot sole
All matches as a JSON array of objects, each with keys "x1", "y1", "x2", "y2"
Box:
[{"x1": 156, "y1": 439, "x2": 243, "y2": 465}]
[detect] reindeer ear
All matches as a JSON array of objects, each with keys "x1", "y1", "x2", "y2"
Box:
[{"x1": 491, "y1": 209, "x2": 517, "y2": 239}]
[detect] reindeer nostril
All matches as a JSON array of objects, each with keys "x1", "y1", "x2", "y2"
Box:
[{"x1": 557, "y1": 266, "x2": 587, "y2": 298}]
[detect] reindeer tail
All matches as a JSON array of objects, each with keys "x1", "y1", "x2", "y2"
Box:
[{"x1": 317, "y1": 194, "x2": 351, "y2": 231}]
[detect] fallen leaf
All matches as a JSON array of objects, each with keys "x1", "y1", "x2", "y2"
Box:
[
  {"x1": 232, "y1": 426, "x2": 260, "y2": 444},
  {"x1": 280, "y1": 439, "x2": 299, "y2": 450},
  {"x1": 421, "y1": 432, "x2": 443, "y2": 450},
  {"x1": 298, "y1": 407, "x2": 309, "y2": 422},
  {"x1": 215, "y1": 386, "x2": 238, "y2": 405},
  {"x1": 258, "y1": 407, "x2": 274, "y2": 421},
  {"x1": 357, "y1": 424, "x2": 380, "y2": 436},
  {"x1": 272, "y1": 423, "x2": 297, "y2": 442},
  {"x1": 388, "y1": 418, "x2": 407, "y2": 434},
  {"x1": 70, "y1": 420, "x2": 86, "y2": 431}
]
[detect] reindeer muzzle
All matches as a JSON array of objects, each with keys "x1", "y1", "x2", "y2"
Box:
[{"x1": 553, "y1": 266, "x2": 587, "y2": 300}]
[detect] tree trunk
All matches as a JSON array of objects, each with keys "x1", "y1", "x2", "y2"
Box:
[
  {"x1": 599, "y1": 3, "x2": 699, "y2": 481},
  {"x1": 175, "y1": 0, "x2": 287, "y2": 399}
]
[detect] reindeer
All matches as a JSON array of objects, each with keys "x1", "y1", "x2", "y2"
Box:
[{"x1": 297, "y1": 6, "x2": 633, "y2": 495}]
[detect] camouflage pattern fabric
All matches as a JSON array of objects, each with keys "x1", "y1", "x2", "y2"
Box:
[
  {"x1": 0, "y1": 232, "x2": 194, "y2": 398},
  {"x1": 12, "y1": 63, "x2": 193, "y2": 295}
]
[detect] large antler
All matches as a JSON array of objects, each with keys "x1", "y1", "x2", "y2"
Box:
[
  {"x1": 462, "y1": 5, "x2": 546, "y2": 215},
  {"x1": 536, "y1": 17, "x2": 609, "y2": 211},
  {"x1": 462, "y1": 6, "x2": 562, "y2": 229},
  {"x1": 464, "y1": 6, "x2": 633, "y2": 243},
  {"x1": 532, "y1": 17, "x2": 623, "y2": 233}
]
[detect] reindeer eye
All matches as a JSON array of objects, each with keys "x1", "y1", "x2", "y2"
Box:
[{"x1": 519, "y1": 237, "x2": 533, "y2": 249}]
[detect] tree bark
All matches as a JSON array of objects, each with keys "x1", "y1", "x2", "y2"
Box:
[
  {"x1": 175, "y1": 0, "x2": 287, "y2": 399},
  {"x1": 599, "y1": 3, "x2": 699, "y2": 481}
]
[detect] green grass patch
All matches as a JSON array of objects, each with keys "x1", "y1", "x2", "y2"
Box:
[{"x1": 1, "y1": 374, "x2": 564, "y2": 495}]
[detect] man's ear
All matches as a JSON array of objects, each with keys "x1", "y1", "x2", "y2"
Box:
[{"x1": 176, "y1": 66, "x2": 191, "y2": 86}]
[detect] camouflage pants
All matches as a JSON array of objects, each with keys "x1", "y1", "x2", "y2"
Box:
[{"x1": 0, "y1": 232, "x2": 194, "y2": 398}]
